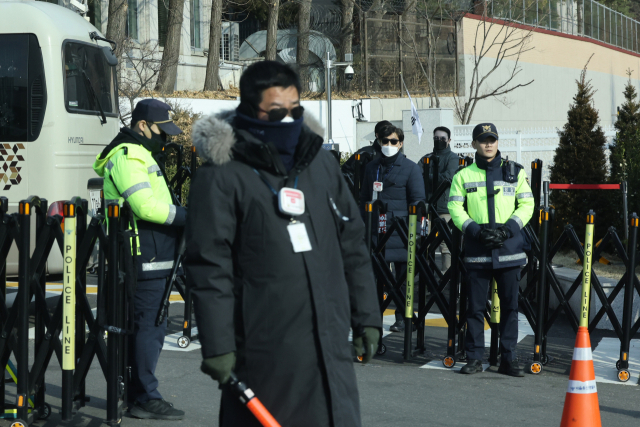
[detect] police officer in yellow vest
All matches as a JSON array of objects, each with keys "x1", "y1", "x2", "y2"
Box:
[
  {"x1": 93, "y1": 99, "x2": 186, "y2": 420},
  {"x1": 448, "y1": 123, "x2": 534, "y2": 377}
]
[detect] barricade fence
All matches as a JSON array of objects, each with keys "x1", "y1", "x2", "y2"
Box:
[
  {"x1": 0, "y1": 145, "x2": 199, "y2": 425},
  {"x1": 354, "y1": 153, "x2": 639, "y2": 380},
  {"x1": 0, "y1": 195, "x2": 133, "y2": 425}
]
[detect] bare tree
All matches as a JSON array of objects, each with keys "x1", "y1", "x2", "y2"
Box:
[
  {"x1": 339, "y1": 0, "x2": 355, "y2": 60},
  {"x1": 155, "y1": 0, "x2": 186, "y2": 93},
  {"x1": 398, "y1": 0, "x2": 445, "y2": 107},
  {"x1": 119, "y1": 40, "x2": 164, "y2": 126},
  {"x1": 452, "y1": 10, "x2": 535, "y2": 124},
  {"x1": 266, "y1": 0, "x2": 280, "y2": 61},
  {"x1": 106, "y1": 0, "x2": 128, "y2": 75},
  {"x1": 204, "y1": 0, "x2": 224, "y2": 91},
  {"x1": 296, "y1": 0, "x2": 312, "y2": 90}
]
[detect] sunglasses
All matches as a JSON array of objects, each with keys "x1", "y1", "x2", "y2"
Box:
[
  {"x1": 434, "y1": 136, "x2": 448, "y2": 143},
  {"x1": 381, "y1": 138, "x2": 400, "y2": 145},
  {"x1": 258, "y1": 105, "x2": 305, "y2": 122}
]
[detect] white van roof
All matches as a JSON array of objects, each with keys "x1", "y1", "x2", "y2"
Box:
[{"x1": 0, "y1": 1, "x2": 106, "y2": 47}]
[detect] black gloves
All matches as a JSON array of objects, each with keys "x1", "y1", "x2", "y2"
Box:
[
  {"x1": 479, "y1": 225, "x2": 513, "y2": 249},
  {"x1": 497, "y1": 225, "x2": 513, "y2": 240},
  {"x1": 201, "y1": 352, "x2": 236, "y2": 385},
  {"x1": 353, "y1": 327, "x2": 380, "y2": 363}
]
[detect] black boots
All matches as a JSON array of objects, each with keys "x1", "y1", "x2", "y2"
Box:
[
  {"x1": 460, "y1": 359, "x2": 483, "y2": 374},
  {"x1": 498, "y1": 360, "x2": 525, "y2": 377}
]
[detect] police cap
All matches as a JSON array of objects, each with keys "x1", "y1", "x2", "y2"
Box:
[
  {"x1": 132, "y1": 99, "x2": 183, "y2": 135},
  {"x1": 472, "y1": 123, "x2": 499, "y2": 142}
]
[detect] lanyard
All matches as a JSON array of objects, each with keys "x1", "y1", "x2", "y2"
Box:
[
  {"x1": 376, "y1": 164, "x2": 394, "y2": 182},
  {"x1": 253, "y1": 169, "x2": 299, "y2": 195}
]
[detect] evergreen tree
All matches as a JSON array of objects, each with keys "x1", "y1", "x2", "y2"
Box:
[
  {"x1": 610, "y1": 71, "x2": 640, "y2": 185},
  {"x1": 550, "y1": 64, "x2": 610, "y2": 241},
  {"x1": 609, "y1": 71, "x2": 640, "y2": 231}
]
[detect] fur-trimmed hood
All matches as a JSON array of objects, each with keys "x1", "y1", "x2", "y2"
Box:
[{"x1": 192, "y1": 109, "x2": 324, "y2": 166}]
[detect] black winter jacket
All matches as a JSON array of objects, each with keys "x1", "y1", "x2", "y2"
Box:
[
  {"x1": 341, "y1": 140, "x2": 382, "y2": 191},
  {"x1": 359, "y1": 153, "x2": 426, "y2": 262},
  {"x1": 420, "y1": 144, "x2": 460, "y2": 214},
  {"x1": 185, "y1": 110, "x2": 381, "y2": 427}
]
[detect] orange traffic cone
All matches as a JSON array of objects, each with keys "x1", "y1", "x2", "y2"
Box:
[{"x1": 560, "y1": 326, "x2": 601, "y2": 426}]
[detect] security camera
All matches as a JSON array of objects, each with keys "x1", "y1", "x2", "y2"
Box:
[{"x1": 344, "y1": 65, "x2": 354, "y2": 81}]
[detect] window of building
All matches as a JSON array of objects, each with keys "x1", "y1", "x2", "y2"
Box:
[
  {"x1": 88, "y1": 0, "x2": 102, "y2": 33},
  {"x1": 126, "y1": 0, "x2": 138, "y2": 40},
  {"x1": 190, "y1": 0, "x2": 201, "y2": 48},
  {"x1": 159, "y1": 0, "x2": 169, "y2": 47},
  {"x1": 0, "y1": 34, "x2": 47, "y2": 143}
]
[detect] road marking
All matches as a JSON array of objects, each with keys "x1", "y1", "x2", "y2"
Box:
[
  {"x1": 592, "y1": 337, "x2": 640, "y2": 386},
  {"x1": 419, "y1": 313, "x2": 533, "y2": 371},
  {"x1": 420, "y1": 360, "x2": 491, "y2": 372},
  {"x1": 163, "y1": 327, "x2": 201, "y2": 352}
]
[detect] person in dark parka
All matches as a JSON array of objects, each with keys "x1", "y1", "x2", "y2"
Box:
[
  {"x1": 359, "y1": 125, "x2": 425, "y2": 333},
  {"x1": 184, "y1": 61, "x2": 381, "y2": 427},
  {"x1": 419, "y1": 126, "x2": 460, "y2": 272},
  {"x1": 341, "y1": 120, "x2": 392, "y2": 191}
]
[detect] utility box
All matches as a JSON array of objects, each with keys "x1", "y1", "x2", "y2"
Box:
[{"x1": 401, "y1": 109, "x2": 454, "y2": 163}]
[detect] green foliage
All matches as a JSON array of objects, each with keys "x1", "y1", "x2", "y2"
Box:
[
  {"x1": 610, "y1": 75, "x2": 640, "y2": 220},
  {"x1": 161, "y1": 101, "x2": 202, "y2": 206},
  {"x1": 549, "y1": 66, "x2": 611, "y2": 241}
]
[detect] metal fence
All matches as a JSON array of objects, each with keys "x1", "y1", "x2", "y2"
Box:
[
  {"x1": 488, "y1": 0, "x2": 640, "y2": 54},
  {"x1": 452, "y1": 124, "x2": 617, "y2": 180},
  {"x1": 363, "y1": 11, "x2": 457, "y2": 95}
]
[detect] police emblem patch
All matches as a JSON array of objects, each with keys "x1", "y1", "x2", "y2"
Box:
[
  {"x1": 483, "y1": 125, "x2": 491, "y2": 132},
  {"x1": 503, "y1": 186, "x2": 516, "y2": 196}
]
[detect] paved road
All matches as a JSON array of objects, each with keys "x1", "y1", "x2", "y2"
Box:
[{"x1": 1, "y1": 276, "x2": 639, "y2": 426}]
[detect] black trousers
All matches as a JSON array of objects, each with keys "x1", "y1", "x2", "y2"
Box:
[
  {"x1": 465, "y1": 267, "x2": 520, "y2": 362},
  {"x1": 128, "y1": 278, "x2": 167, "y2": 404}
]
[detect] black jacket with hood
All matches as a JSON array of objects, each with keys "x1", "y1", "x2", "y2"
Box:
[
  {"x1": 419, "y1": 144, "x2": 460, "y2": 215},
  {"x1": 184, "y1": 110, "x2": 381, "y2": 427},
  {"x1": 341, "y1": 140, "x2": 382, "y2": 192},
  {"x1": 359, "y1": 152, "x2": 426, "y2": 262}
]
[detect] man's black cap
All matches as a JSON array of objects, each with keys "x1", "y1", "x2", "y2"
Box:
[
  {"x1": 131, "y1": 99, "x2": 183, "y2": 135},
  {"x1": 472, "y1": 123, "x2": 499, "y2": 142}
]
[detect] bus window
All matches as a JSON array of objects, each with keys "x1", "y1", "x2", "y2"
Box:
[
  {"x1": 64, "y1": 41, "x2": 117, "y2": 117},
  {"x1": 0, "y1": 34, "x2": 28, "y2": 142},
  {"x1": 0, "y1": 33, "x2": 45, "y2": 143}
]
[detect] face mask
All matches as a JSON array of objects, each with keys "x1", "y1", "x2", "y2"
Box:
[
  {"x1": 434, "y1": 136, "x2": 448, "y2": 151},
  {"x1": 143, "y1": 130, "x2": 167, "y2": 154},
  {"x1": 381, "y1": 146, "x2": 399, "y2": 157}
]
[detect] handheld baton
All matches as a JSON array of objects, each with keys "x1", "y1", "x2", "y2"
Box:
[{"x1": 228, "y1": 372, "x2": 281, "y2": 427}]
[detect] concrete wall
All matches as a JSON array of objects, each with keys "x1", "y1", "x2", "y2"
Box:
[
  {"x1": 121, "y1": 98, "x2": 365, "y2": 152},
  {"x1": 454, "y1": 14, "x2": 640, "y2": 130}
]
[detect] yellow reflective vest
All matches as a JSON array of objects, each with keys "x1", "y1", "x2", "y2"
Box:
[
  {"x1": 448, "y1": 153, "x2": 535, "y2": 269},
  {"x1": 93, "y1": 128, "x2": 186, "y2": 279}
]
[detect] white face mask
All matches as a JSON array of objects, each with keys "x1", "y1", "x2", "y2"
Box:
[
  {"x1": 381, "y1": 146, "x2": 399, "y2": 157},
  {"x1": 280, "y1": 115, "x2": 294, "y2": 123}
]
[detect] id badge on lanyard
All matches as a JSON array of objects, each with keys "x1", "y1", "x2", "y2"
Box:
[{"x1": 254, "y1": 169, "x2": 312, "y2": 253}]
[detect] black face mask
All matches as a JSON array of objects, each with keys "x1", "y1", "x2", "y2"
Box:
[
  {"x1": 144, "y1": 131, "x2": 167, "y2": 155},
  {"x1": 434, "y1": 136, "x2": 448, "y2": 151}
]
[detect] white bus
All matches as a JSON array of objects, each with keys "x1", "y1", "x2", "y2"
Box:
[{"x1": 1, "y1": 1, "x2": 119, "y2": 275}]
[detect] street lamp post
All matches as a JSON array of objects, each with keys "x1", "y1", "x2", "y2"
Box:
[{"x1": 324, "y1": 52, "x2": 353, "y2": 149}]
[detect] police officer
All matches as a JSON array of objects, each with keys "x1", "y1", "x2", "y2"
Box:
[
  {"x1": 448, "y1": 123, "x2": 534, "y2": 376},
  {"x1": 93, "y1": 99, "x2": 186, "y2": 419}
]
